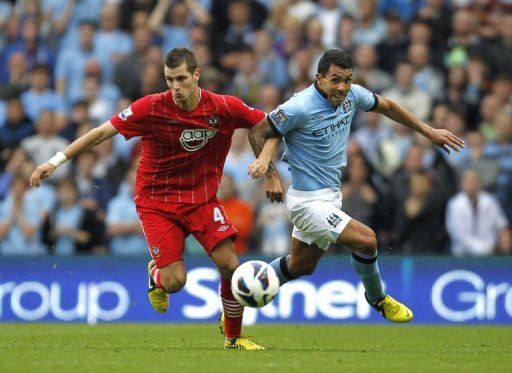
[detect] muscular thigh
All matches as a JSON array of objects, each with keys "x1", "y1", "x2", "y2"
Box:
[
  {"x1": 182, "y1": 198, "x2": 239, "y2": 256},
  {"x1": 136, "y1": 206, "x2": 186, "y2": 268},
  {"x1": 337, "y1": 218, "x2": 376, "y2": 253},
  {"x1": 288, "y1": 237, "x2": 325, "y2": 274}
]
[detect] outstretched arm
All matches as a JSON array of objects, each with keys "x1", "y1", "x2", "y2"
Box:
[
  {"x1": 372, "y1": 95, "x2": 465, "y2": 153},
  {"x1": 29, "y1": 121, "x2": 118, "y2": 187},
  {"x1": 248, "y1": 117, "x2": 284, "y2": 203}
]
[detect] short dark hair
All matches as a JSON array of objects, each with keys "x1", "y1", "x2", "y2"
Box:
[
  {"x1": 317, "y1": 49, "x2": 353, "y2": 75},
  {"x1": 164, "y1": 48, "x2": 198, "y2": 73}
]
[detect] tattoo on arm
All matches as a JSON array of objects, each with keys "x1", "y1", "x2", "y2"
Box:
[
  {"x1": 248, "y1": 119, "x2": 279, "y2": 157},
  {"x1": 267, "y1": 161, "x2": 277, "y2": 173}
]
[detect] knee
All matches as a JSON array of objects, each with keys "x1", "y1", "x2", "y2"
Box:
[
  {"x1": 355, "y1": 229, "x2": 377, "y2": 257},
  {"x1": 160, "y1": 271, "x2": 187, "y2": 293},
  {"x1": 217, "y1": 261, "x2": 239, "y2": 280}
]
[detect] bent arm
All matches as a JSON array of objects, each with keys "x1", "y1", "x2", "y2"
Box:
[{"x1": 248, "y1": 117, "x2": 281, "y2": 177}]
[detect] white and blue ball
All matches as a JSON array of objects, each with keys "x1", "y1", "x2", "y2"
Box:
[{"x1": 231, "y1": 260, "x2": 280, "y2": 308}]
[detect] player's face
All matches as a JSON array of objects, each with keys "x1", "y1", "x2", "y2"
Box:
[
  {"x1": 316, "y1": 65, "x2": 353, "y2": 107},
  {"x1": 164, "y1": 63, "x2": 199, "y2": 103}
]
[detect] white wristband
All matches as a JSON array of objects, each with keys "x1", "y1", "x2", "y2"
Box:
[{"x1": 48, "y1": 152, "x2": 68, "y2": 168}]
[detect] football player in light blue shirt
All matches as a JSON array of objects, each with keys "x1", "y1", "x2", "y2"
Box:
[{"x1": 248, "y1": 49, "x2": 465, "y2": 323}]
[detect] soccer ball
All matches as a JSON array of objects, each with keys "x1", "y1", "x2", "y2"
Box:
[{"x1": 231, "y1": 260, "x2": 280, "y2": 308}]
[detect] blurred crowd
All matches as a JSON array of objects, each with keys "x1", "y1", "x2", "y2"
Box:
[{"x1": 0, "y1": 0, "x2": 511, "y2": 257}]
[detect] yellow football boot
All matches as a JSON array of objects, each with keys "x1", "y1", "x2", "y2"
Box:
[
  {"x1": 370, "y1": 294, "x2": 413, "y2": 323},
  {"x1": 219, "y1": 311, "x2": 226, "y2": 336},
  {"x1": 224, "y1": 336, "x2": 265, "y2": 350},
  {"x1": 147, "y1": 260, "x2": 168, "y2": 313}
]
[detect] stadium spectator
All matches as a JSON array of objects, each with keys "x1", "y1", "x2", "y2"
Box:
[
  {"x1": 217, "y1": 173, "x2": 254, "y2": 254},
  {"x1": 215, "y1": 0, "x2": 256, "y2": 72},
  {"x1": 113, "y1": 26, "x2": 154, "y2": 100},
  {"x1": 446, "y1": 169, "x2": 509, "y2": 256},
  {"x1": 229, "y1": 48, "x2": 261, "y2": 105},
  {"x1": 0, "y1": 52, "x2": 29, "y2": 99},
  {"x1": 317, "y1": 0, "x2": 343, "y2": 49},
  {"x1": 21, "y1": 63, "x2": 67, "y2": 130},
  {"x1": 456, "y1": 131, "x2": 500, "y2": 191},
  {"x1": 352, "y1": 0, "x2": 387, "y2": 46},
  {"x1": 392, "y1": 169, "x2": 446, "y2": 254},
  {"x1": 119, "y1": 0, "x2": 156, "y2": 32},
  {"x1": 253, "y1": 29, "x2": 289, "y2": 90},
  {"x1": 0, "y1": 174, "x2": 46, "y2": 255},
  {"x1": 381, "y1": 60, "x2": 432, "y2": 127},
  {"x1": 74, "y1": 150, "x2": 112, "y2": 214},
  {"x1": 21, "y1": 109, "x2": 71, "y2": 183},
  {"x1": 417, "y1": 0, "x2": 452, "y2": 47},
  {"x1": 42, "y1": 178, "x2": 103, "y2": 255},
  {"x1": 484, "y1": 111, "x2": 512, "y2": 221},
  {"x1": 353, "y1": 111, "x2": 391, "y2": 163},
  {"x1": 353, "y1": 44, "x2": 393, "y2": 93},
  {"x1": 441, "y1": 109, "x2": 470, "y2": 169},
  {"x1": 257, "y1": 84, "x2": 282, "y2": 113},
  {"x1": 336, "y1": 14, "x2": 357, "y2": 55},
  {"x1": 376, "y1": 11, "x2": 408, "y2": 74},
  {"x1": 95, "y1": 3, "x2": 133, "y2": 73},
  {"x1": 105, "y1": 167, "x2": 147, "y2": 255},
  {"x1": 224, "y1": 129, "x2": 257, "y2": 201},
  {"x1": 408, "y1": 42, "x2": 444, "y2": 98},
  {"x1": 0, "y1": 17, "x2": 55, "y2": 83},
  {"x1": 0, "y1": 97, "x2": 34, "y2": 154},
  {"x1": 55, "y1": 20, "x2": 107, "y2": 105},
  {"x1": 275, "y1": 16, "x2": 303, "y2": 61},
  {"x1": 341, "y1": 153, "x2": 379, "y2": 229},
  {"x1": 256, "y1": 197, "x2": 291, "y2": 257}
]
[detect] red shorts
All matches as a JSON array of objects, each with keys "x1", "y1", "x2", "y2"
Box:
[{"x1": 135, "y1": 197, "x2": 238, "y2": 268}]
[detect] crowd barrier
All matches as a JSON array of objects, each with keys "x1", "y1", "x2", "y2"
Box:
[{"x1": 0, "y1": 256, "x2": 510, "y2": 324}]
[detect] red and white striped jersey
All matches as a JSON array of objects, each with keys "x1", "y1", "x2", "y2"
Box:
[{"x1": 110, "y1": 89, "x2": 265, "y2": 205}]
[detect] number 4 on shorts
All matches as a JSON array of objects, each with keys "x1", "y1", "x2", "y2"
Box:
[{"x1": 213, "y1": 207, "x2": 226, "y2": 224}]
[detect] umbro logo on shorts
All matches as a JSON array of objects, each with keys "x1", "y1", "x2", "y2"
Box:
[
  {"x1": 326, "y1": 213, "x2": 342, "y2": 228},
  {"x1": 218, "y1": 225, "x2": 229, "y2": 232}
]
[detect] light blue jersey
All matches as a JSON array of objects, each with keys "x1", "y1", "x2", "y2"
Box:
[{"x1": 268, "y1": 83, "x2": 377, "y2": 191}]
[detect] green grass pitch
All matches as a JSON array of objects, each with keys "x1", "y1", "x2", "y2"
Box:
[{"x1": 1, "y1": 324, "x2": 511, "y2": 372}]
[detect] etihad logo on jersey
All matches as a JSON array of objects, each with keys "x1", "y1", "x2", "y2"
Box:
[
  {"x1": 180, "y1": 128, "x2": 217, "y2": 151},
  {"x1": 311, "y1": 117, "x2": 350, "y2": 138}
]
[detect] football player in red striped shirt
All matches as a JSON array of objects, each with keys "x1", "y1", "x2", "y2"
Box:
[{"x1": 30, "y1": 48, "x2": 284, "y2": 350}]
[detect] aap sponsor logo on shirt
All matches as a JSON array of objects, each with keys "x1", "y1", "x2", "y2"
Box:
[{"x1": 118, "y1": 106, "x2": 133, "y2": 121}]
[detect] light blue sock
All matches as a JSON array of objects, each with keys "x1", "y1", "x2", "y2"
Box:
[
  {"x1": 350, "y1": 252, "x2": 385, "y2": 305},
  {"x1": 269, "y1": 255, "x2": 296, "y2": 286}
]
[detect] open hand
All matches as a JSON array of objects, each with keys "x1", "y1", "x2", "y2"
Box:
[
  {"x1": 428, "y1": 128, "x2": 465, "y2": 154},
  {"x1": 29, "y1": 163, "x2": 56, "y2": 188}
]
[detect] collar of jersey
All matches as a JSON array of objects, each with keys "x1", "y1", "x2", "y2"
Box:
[
  {"x1": 172, "y1": 88, "x2": 202, "y2": 112},
  {"x1": 313, "y1": 82, "x2": 336, "y2": 110}
]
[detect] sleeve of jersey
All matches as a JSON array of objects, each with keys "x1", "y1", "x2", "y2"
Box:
[
  {"x1": 224, "y1": 95, "x2": 266, "y2": 129},
  {"x1": 267, "y1": 95, "x2": 302, "y2": 135},
  {"x1": 352, "y1": 84, "x2": 378, "y2": 112},
  {"x1": 109, "y1": 96, "x2": 151, "y2": 140}
]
